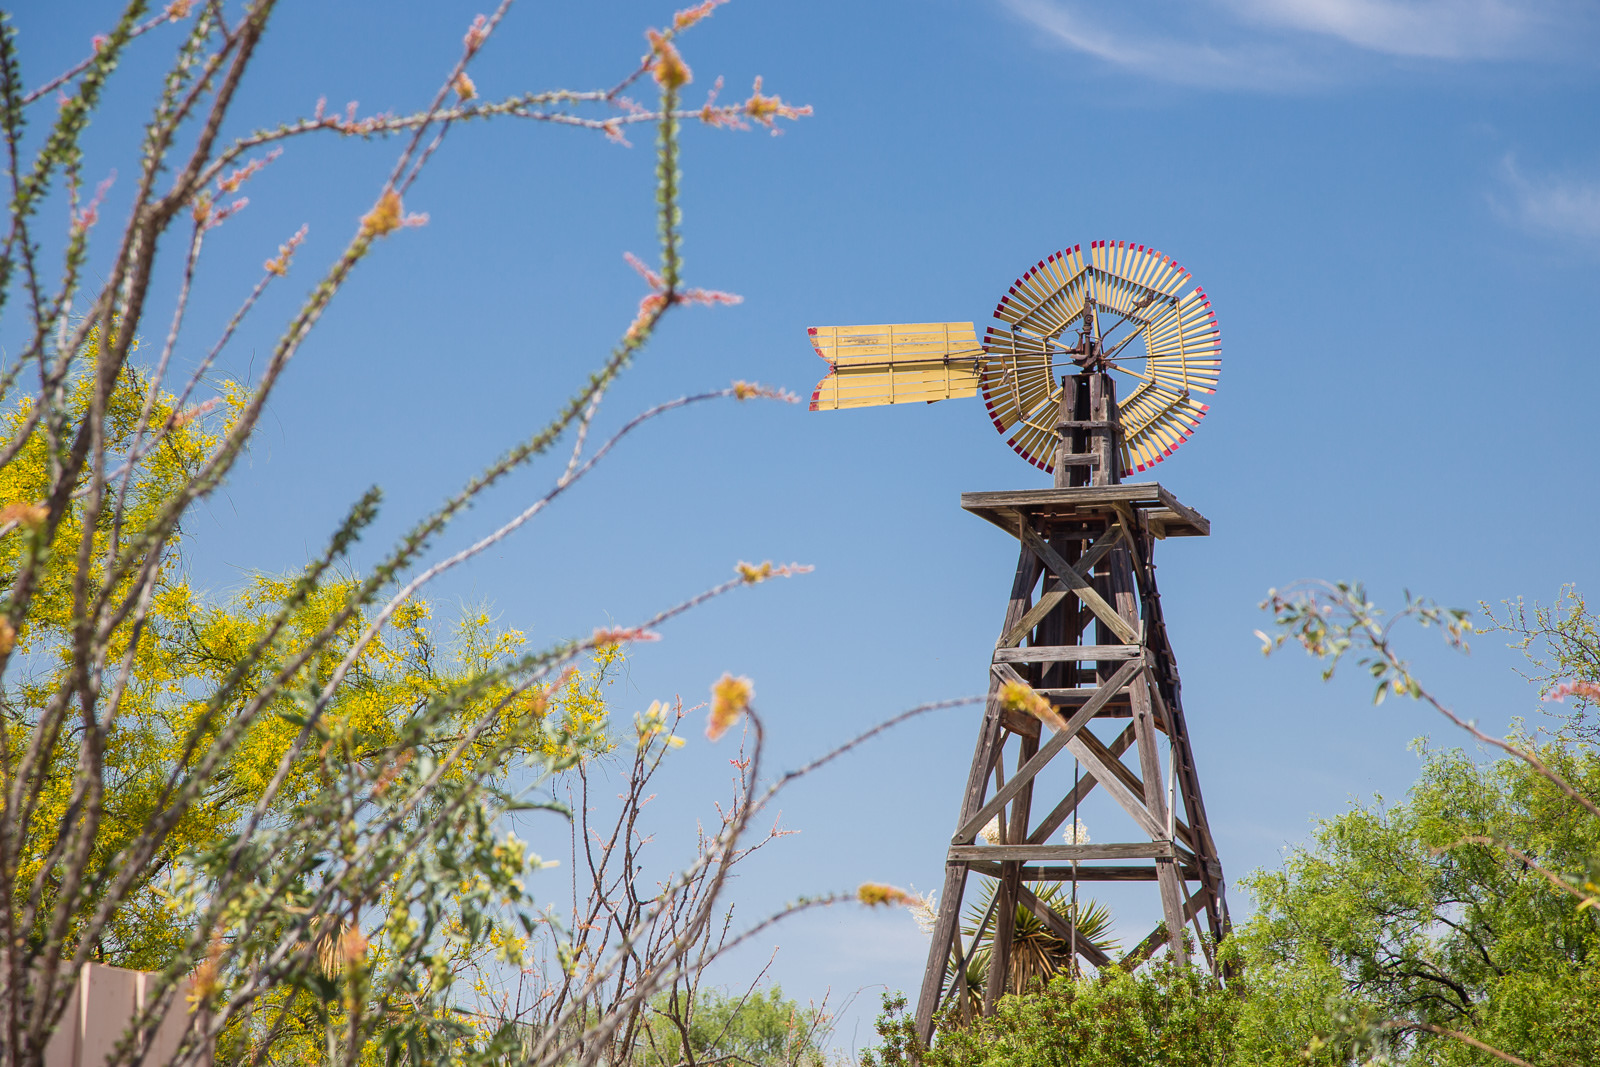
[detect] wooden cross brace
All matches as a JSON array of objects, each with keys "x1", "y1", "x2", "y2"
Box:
[
  {"x1": 952, "y1": 658, "x2": 1149, "y2": 845},
  {"x1": 1001, "y1": 520, "x2": 1139, "y2": 647}
]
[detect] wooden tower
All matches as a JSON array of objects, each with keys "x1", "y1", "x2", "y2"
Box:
[
  {"x1": 912, "y1": 368, "x2": 1228, "y2": 1039},
  {"x1": 806, "y1": 241, "x2": 1229, "y2": 1040}
]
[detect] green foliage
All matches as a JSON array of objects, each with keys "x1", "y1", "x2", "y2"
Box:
[
  {"x1": 1255, "y1": 582, "x2": 1600, "y2": 1065},
  {"x1": 2, "y1": 336, "x2": 623, "y2": 995},
  {"x1": 866, "y1": 963, "x2": 1241, "y2": 1067},
  {"x1": 637, "y1": 986, "x2": 831, "y2": 1067},
  {"x1": 858, "y1": 994, "x2": 917, "y2": 1067},
  {"x1": 1233, "y1": 744, "x2": 1600, "y2": 1065},
  {"x1": 949, "y1": 882, "x2": 1115, "y2": 1011}
]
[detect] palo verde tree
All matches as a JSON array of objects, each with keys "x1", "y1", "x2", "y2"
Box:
[
  {"x1": 1255, "y1": 583, "x2": 1600, "y2": 1066},
  {"x1": 0, "y1": 347, "x2": 623, "y2": 981}
]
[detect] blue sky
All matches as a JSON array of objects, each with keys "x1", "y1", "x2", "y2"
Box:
[{"x1": 14, "y1": 0, "x2": 1600, "y2": 1047}]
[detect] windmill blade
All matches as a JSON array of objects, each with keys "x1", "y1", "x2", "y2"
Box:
[
  {"x1": 1116, "y1": 379, "x2": 1209, "y2": 474},
  {"x1": 994, "y1": 246, "x2": 1089, "y2": 339},
  {"x1": 1142, "y1": 286, "x2": 1221, "y2": 396},
  {"x1": 979, "y1": 328, "x2": 1062, "y2": 471},
  {"x1": 808, "y1": 322, "x2": 986, "y2": 411},
  {"x1": 1090, "y1": 241, "x2": 1221, "y2": 472}
]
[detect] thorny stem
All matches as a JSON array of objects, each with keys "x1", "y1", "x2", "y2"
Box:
[
  {"x1": 0, "y1": 3, "x2": 817, "y2": 1064},
  {"x1": 1447, "y1": 835, "x2": 1600, "y2": 908},
  {"x1": 1380, "y1": 1021, "x2": 1538, "y2": 1067},
  {"x1": 1264, "y1": 580, "x2": 1600, "y2": 823}
]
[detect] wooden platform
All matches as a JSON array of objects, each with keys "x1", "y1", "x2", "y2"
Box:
[{"x1": 960, "y1": 482, "x2": 1210, "y2": 538}]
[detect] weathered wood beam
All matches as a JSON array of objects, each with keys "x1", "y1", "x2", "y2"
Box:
[
  {"x1": 949, "y1": 842, "x2": 1178, "y2": 862},
  {"x1": 1110, "y1": 535, "x2": 1189, "y2": 969},
  {"x1": 954, "y1": 659, "x2": 1145, "y2": 844},
  {"x1": 999, "y1": 704, "x2": 1042, "y2": 739},
  {"x1": 1015, "y1": 522, "x2": 1140, "y2": 644},
  {"x1": 1033, "y1": 686, "x2": 1134, "y2": 702},
  {"x1": 958, "y1": 484, "x2": 1211, "y2": 539},
  {"x1": 993, "y1": 645, "x2": 1142, "y2": 664},
  {"x1": 1075, "y1": 729, "x2": 1197, "y2": 854},
  {"x1": 915, "y1": 544, "x2": 1042, "y2": 1043},
  {"x1": 1144, "y1": 675, "x2": 1229, "y2": 944},
  {"x1": 968, "y1": 862, "x2": 1202, "y2": 883},
  {"x1": 1115, "y1": 886, "x2": 1211, "y2": 972},
  {"x1": 988, "y1": 727, "x2": 1040, "y2": 1015},
  {"x1": 1061, "y1": 730, "x2": 1166, "y2": 840},
  {"x1": 998, "y1": 521, "x2": 1125, "y2": 648},
  {"x1": 1154, "y1": 486, "x2": 1209, "y2": 536},
  {"x1": 1027, "y1": 724, "x2": 1136, "y2": 844}
]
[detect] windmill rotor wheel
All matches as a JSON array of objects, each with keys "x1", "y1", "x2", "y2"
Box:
[{"x1": 980, "y1": 241, "x2": 1220, "y2": 476}]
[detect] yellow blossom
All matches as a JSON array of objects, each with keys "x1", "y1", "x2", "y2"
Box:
[
  {"x1": 453, "y1": 72, "x2": 477, "y2": 100},
  {"x1": 673, "y1": 0, "x2": 722, "y2": 30},
  {"x1": 735, "y1": 559, "x2": 813, "y2": 584},
  {"x1": 647, "y1": 29, "x2": 691, "y2": 90},
  {"x1": 636, "y1": 699, "x2": 685, "y2": 748},
  {"x1": 707, "y1": 673, "x2": 752, "y2": 740},
  {"x1": 731, "y1": 380, "x2": 799, "y2": 402},
  {"x1": 360, "y1": 190, "x2": 403, "y2": 238},
  {"x1": 999, "y1": 679, "x2": 1066, "y2": 732},
  {"x1": 338, "y1": 925, "x2": 369, "y2": 967},
  {"x1": 737, "y1": 560, "x2": 773, "y2": 583},
  {"x1": 858, "y1": 883, "x2": 914, "y2": 907},
  {"x1": 263, "y1": 225, "x2": 307, "y2": 277},
  {"x1": 742, "y1": 76, "x2": 810, "y2": 130}
]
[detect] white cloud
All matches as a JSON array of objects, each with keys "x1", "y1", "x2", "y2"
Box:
[
  {"x1": 1001, "y1": 0, "x2": 1597, "y2": 88},
  {"x1": 1497, "y1": 155, "x2": 1600, "y2": 242},
  {"x1": 1225, "y1": 0, "x2": 1560, "y2": 59},
  {"x1": 1000, "y1": 0, "x2": 1322, "y2": 90}
]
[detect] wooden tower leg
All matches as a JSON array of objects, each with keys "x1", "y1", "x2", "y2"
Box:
[
  {"x1": 915, "y1": 545, "x2": 1040, "y2": 1041},
  {"x1": 1109, "y1": 539, "x2": 1189, "y2": 967}
]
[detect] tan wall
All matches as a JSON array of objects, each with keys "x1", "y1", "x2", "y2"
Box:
[{"x1": 42, "y1": 962, "x2": 206, "y2": 1067}]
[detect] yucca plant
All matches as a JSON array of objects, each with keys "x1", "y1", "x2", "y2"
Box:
[{"x1": 947, "y1": 882, "x2": 1118, "y2": 1014}]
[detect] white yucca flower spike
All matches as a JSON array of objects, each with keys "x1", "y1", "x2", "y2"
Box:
[
  {"x1": 909, "y1": 888, "x2": 938, "y2": 935},
  {"x1": 980, "y1": 816, "x2": 1002, "y2": 845},
  {"x1": 1063, "y1": 821, "x2": 1090, "y2": 845}
]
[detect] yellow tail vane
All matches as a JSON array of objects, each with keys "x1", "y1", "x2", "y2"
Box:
[
  {"x1": 807, "y1": 322, "x2": 985, "y2": 411},
  {"x1": 807, "y1": 241, "x2": 1221, "y2": 475}
]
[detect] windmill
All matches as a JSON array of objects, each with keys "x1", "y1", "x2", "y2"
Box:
[{"x1": 807, "y1": 241, "x2": 1228, "y2": 1041}]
